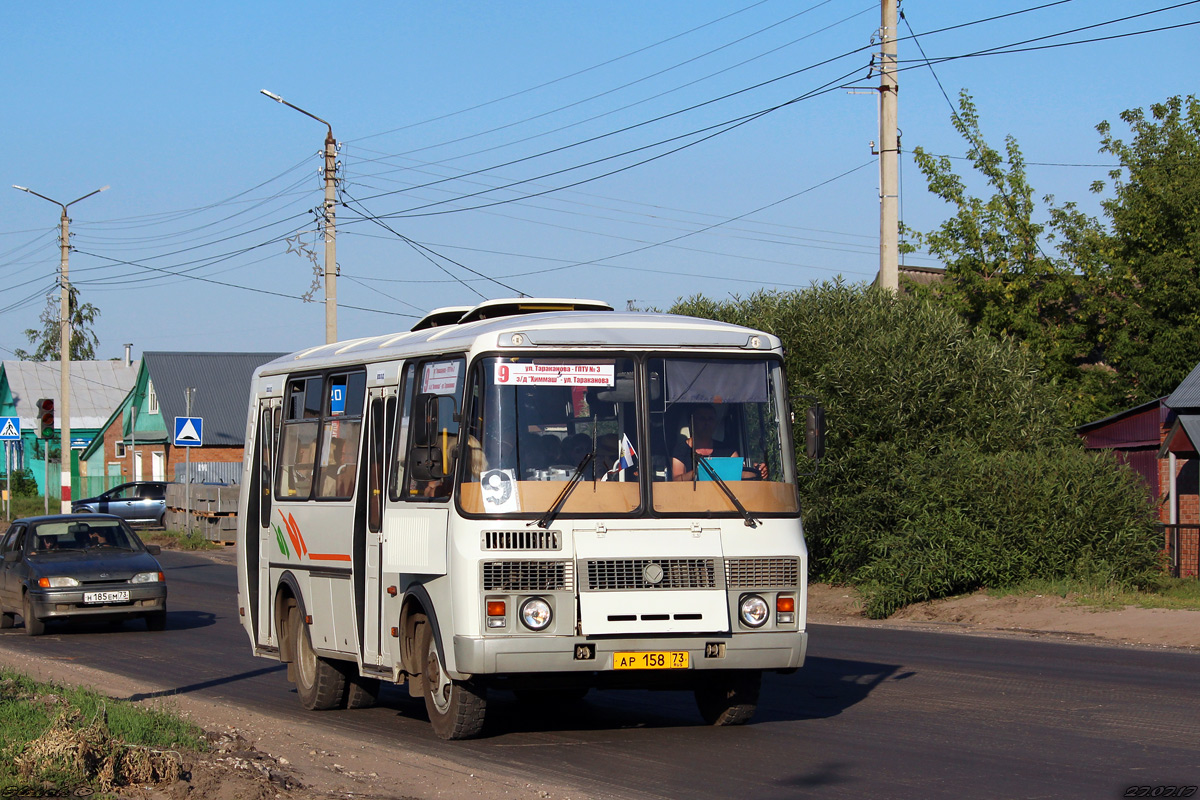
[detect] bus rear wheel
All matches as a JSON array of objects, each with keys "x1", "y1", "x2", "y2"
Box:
[
  {"x1": 291, "y1": 606, "x2": 345, "y2": 710},
  {"x1": 694, "y1": 670, "x2": 761, "y2": 726},
  {"x1": 415, "y1": 614, "x2": 486, "y2": 739}
]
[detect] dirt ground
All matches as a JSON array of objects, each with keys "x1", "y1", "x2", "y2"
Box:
[{"x1": 2, "y1": 550, "x2": 1198, "y2": 799}]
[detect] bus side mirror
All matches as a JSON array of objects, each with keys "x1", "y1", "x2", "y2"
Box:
[
  {"x1": 805, "y1": 405, "x2": 826, "y2": 461},
  {"x1": 412, "y1": 393, "x2": 440, "y2": 447},
  {"x1": 411, "y1": 445, "x2": 449, "y2": 482}
]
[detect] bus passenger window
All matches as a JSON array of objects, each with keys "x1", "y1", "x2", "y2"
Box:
[
  {"x1": 276, "y1": 423, "x2": 318, "y2": 498},
  {"x1": 403, "y1": 358, "x2": 465, "y2": 501}
]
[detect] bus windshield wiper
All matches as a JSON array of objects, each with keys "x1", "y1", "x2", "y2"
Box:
[
  {"x1": 531, "y1": 452, "x2": 594, "y2": 530},
  {"x1": 696, "y1": 454, "x2": 759, "y2": 528}
]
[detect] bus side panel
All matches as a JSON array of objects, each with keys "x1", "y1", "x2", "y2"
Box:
[{"x1": 383, "y1": 510, "x2": 449, "y2": 575}]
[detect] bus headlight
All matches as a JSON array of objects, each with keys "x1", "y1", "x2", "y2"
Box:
[
  {"x1": 739, "y1": 594, "x2": 769, "y2": 628},
  {"x1": 519, "y1": 597, "x2": 552, "y2": 631}
]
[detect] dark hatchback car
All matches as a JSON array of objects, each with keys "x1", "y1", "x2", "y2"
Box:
[
  {"x1": 72, "y1": 481, "x2": 167, "y2": 526},
  {"x1": 0, "y1": 514, "x2": 167, "y2": 635}
]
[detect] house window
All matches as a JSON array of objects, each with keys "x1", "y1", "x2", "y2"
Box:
[
  {"x1": 115, "y1": 441, "x2": 127, "y2": 458},
  {"x1": 147, "y1": 380, "x2": 159, "y2": 414}
]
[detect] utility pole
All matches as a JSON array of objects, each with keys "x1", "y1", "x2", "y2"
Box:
[
  {"x1": 878, "y1": 0, "x2": 900, "y2": 292},
  {"x1": 261, "y1": 90, "x2": 339, "y2": 344},
  {"x1": 13, "y1": 183, "x2": 109, "y2": 512}
]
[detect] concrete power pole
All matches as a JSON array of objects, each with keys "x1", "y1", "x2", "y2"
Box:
[
  {"x1": 261, "y1": 91, "x2": 338, "y2": 344},
  {"x1": 878, "y1": 0, "x2": 900, "y2": 292},
  {"x1": 323, "y1": 130, "x2": 338, "y2": 344},
  {"x1": 12, "y1": 183, "x2": 108, "y2": 512}
]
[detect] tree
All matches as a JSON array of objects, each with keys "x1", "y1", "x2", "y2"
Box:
[
  {"x1": 1091, "y1": 95, "x2": 1200, "y2": 400},
  {"x1": 905, "y1": 91, "x2": 1128, "y2": 423},
  {"x1": 14, "y1": 286, "x2": 101, "y2": 361},
  {"x1": 671, "y1": 284, "x2": 1160, "y2": 618},
  {"x1": 908, "y1": 92, "x2": 1200, "y2": 422}
]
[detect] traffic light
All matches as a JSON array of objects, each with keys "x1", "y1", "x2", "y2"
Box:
[{"x1": 36, "y1": 398, "x2": 54, "y2": 439}]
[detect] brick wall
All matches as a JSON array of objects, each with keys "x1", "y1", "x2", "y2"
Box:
[{"x1": 1159, "y1": 445, "x2": 1200, "y2": 578}]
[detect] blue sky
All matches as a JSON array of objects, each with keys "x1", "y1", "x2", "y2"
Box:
[{"x1": 2, "y1": 1, "x2": 1196, "y2": 359}]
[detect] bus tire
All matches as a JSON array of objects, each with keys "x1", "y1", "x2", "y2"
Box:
[
  {"x1": 416, "y1": 614, "x2": 486, "y2": 739},
  {"x1": 343, "y1": 671, "x2": 381, "y2": 710},
  {"x1": 694, "y1": 670, "x2": 761, "y2": 726},
  {"x1": 291, "y1": 606, "x2": 346, "y2": 710}
]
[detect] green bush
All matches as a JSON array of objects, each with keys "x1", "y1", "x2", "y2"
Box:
[
  {"x1": 7, "y1": 469, "x2": 39, "y2": 498},
  {"x1": 672, "y1": 283, "x2": 1161, "y2": 617}
]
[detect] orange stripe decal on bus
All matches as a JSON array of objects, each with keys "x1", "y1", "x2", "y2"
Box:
[
  {"x1": 278, "y1": 510, "x2": 301, "y2": 558},
  {"x1": 307, "y1": 553, "x2": 352, "y2": 562}
]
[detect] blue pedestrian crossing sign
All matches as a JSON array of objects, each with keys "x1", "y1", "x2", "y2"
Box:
[
  {"x1": 0, "y1": 417, "x2": 19, "y2": 441},
  {"x1": 174, "y1": 416, "x2": 203, "y2": 447}
]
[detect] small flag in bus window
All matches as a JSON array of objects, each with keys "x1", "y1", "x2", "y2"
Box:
[{"x1": 602, "y1": 433, "x2": 637, "y2": 480}]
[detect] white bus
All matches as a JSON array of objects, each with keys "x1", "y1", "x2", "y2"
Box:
[{"x1": 235, "y1": 299, "x2": 818, "y2": 739}]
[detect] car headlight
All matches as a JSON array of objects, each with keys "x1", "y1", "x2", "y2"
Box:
[
  {"x1": 519, "y1": 597, "x2": 552, "y2": 631},
  {"x1": 131, "y1": 572, "x2": 164, "y2": 584},
  {"x1": 39, "y1": 576, "x2": 80, "y2": 588},
  {"x1": 739, "y1": 594, "x2": 769, "y2": 628}
]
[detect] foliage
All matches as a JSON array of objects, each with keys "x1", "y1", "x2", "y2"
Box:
[
  {"x1": 907, "y1": 91, "x2": 1200, "y2": 423},
  {"x1": 14, "y1": 286, "x2": 101, "y2": 362},
  {"x1": 904, "y1": 91, "x2": 1127, "y2": 423},
  {"x1": 6, "y1": 469, "x2": 40, "y2": 498},
  {"x1": 671, "y1": 283, "x2": 1160, "y2": 617},
  {"x1": 1092, "y1": 95, "x2": 1200, "y2": 400}
]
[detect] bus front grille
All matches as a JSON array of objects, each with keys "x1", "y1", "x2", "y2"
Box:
[
  {"x1": 482, "y1": 560, "x2": 573, "y2": 592},
  {"x1": 584, "y1": 559, "x2": 718, "y2": 590},
  {"x1": 725, "y1": 557, "x2": 800, "y2": 588},
  {"x1": 481, "y1": 529, "x2": 561, "y2": 551}
]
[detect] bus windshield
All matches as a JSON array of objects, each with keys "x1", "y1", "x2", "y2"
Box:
[
  {"x1": 460, "y1": 355, "x2": 798, "y2": 517},
  {"x1": 461, "y1": 356, "x2": 640, "y2": 516},
  {"x1": 647, "y1": 357, "x2": 798, "y2": 515}
]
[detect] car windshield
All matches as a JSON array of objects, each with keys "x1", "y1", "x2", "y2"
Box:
[{"x1": 29, "y1": 519, "x2": 142, "y2": 552}]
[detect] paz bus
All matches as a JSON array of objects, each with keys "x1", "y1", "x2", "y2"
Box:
[{"x1": 235, "y1": 298, "x2": 818, "y2": 739}]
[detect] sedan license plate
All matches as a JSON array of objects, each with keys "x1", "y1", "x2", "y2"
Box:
[
  {"x1": 613, "y1": 651, "x2": 689, "y2": 670},
  {"x1": 84, "y1": 591, "x2": 129, "y2": 604}
]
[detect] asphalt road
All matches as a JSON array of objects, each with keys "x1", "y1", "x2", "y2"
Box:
[{"x1": 2, "y1": 550, "x2": 1198, "y2": 800}]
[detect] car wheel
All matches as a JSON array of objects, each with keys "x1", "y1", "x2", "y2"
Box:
[
  {"x1": 694, "y1": 670, "x2": 761, "y2": 726},
  {"x1": 22, "y1": 593, "x2": 45, "y2": 637},
  {"x1": 415, "y1": 613, "x2": 486, "y2": 739},
  {"x1": 146, "y1": 606, "x2": 167, "y2": 631},
  {"x1": 291, "y1": 606, "x2": 345, "y2": 710}
]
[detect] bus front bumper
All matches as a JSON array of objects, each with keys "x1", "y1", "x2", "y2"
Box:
[{"x1": 452, "y1": 629, "x2": 807, "y2": 678}]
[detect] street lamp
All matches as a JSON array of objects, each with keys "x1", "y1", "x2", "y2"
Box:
[
  {"x1": 13, "y1": 183, "x2": 109, "y2": 512},
  {"x1": 261, "y1": 89, "x2": 339, "y2": 344}
]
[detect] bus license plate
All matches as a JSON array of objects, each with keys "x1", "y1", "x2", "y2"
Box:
[
  {"x1": 613, "y1": 651, "x2": 689, "y2": 670},
  {"x1": 84, "y1": 591, "x2": 129, "y2": 604}
]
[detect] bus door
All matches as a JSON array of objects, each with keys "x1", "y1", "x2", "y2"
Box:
[
  {"x1": 361, "y1": 386, "x2": 396, "y2": 667},
  {"x1": 253, "y1": 396, "x2": 282, "y2": 645},
  {"x1": 383, "y1": 359, "x2": 465, "y2": 581}
]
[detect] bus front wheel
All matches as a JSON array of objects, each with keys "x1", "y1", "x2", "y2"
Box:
[
  {"x1": 694, "y1": 670, "x2": 761, "y2": 726},
  {"x1": 415, "y1": 614, "x2": 486, "y2": 739},
  {"x1": 291, "y1": 607, "x2": 346, "y2": 710}
]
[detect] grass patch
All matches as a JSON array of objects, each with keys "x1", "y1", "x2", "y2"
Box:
[
  {"x1": 986, "y1": 578, "x2": 1200, "y2": 611},
  {"x1": 0, "y1": 667, "x2": 205, "y2": 794},
  {"x1": 142, "y1": 528, "x2": 218, "y2": 551},
  {"x1": 3, "y1": 495, "x2": 54, "y2": 521}
]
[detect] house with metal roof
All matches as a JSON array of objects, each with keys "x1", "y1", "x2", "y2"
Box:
[
  {"x1": 0, "y1": 359, "x2": 139, "y2": 497},
  {"x1": 79, "y1": 351, "x2": 284, "y2": 490},
  {"x1": 1080, "y1": 360, "x2": 1200, "y2": 579}
]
